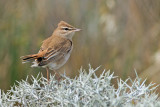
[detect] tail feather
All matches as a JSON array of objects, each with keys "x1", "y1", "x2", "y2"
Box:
[
  {"x1": 20, "y1": 50, "x2": 47, "y2": 64},
  {"x1": 20, "y1": 54, "x2": 39, "y2": 63}
]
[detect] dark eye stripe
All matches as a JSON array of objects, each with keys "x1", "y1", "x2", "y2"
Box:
[
  {"x1": 61, "y1": 27, "x2": 72, "y2": 31},
  {"x1": 64, "y1": 28, "x2": 69, "y2": 30}
]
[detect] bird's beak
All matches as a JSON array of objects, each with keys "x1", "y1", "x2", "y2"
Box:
[{"x1": 73, "y1": 28, "x2": 81, "y2": 32}]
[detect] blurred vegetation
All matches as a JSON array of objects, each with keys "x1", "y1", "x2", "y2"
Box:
[{"x1": 0, "y1": 0, "x2": 160, "y2": 92}]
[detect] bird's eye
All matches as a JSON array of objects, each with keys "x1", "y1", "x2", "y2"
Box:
[{"x1": 64, "y1": 28, "x2": 69, "y2": 30}]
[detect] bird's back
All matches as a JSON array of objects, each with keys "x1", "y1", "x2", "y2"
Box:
[
  {"x1": 36, "y1": 35, "x2": 72, "y2": 68},
  {"x1": 39, "y1": 35, "x2": 72, "y2": 53}
]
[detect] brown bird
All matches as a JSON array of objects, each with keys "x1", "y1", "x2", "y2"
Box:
[{"x1": 21, "y1": 21, "x2": 81, "y2": 81}]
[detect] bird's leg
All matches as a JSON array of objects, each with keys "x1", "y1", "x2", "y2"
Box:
[
  {"x1": 46, "y1": 67, "x2": 50, "y2": 82},
  {"x1": 53, "y1": 70, "x2": 62, "y2": 81}
]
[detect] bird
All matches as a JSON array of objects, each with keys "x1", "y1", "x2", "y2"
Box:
[{"x1": 20, "y1": 21, "x2": 81, "y2": 81}]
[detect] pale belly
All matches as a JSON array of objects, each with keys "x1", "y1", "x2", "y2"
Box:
[{"x1": 46, "y1": 52, "x2": 71, "y2": 70}]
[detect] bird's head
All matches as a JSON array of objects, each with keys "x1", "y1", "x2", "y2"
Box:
[{"x1": 54, "y1": 21, "x2": 81, "y2": 40}]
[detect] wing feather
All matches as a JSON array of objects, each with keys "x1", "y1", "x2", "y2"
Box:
[{"x1": 38, "y1": 39, "x2": 72, "y2": 66}]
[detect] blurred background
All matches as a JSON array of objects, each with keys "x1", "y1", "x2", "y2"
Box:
[{"x1": 0, "y1": 0, "x2": 160, "y2": 92}]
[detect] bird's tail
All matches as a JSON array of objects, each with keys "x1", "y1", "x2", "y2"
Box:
[
  {"x1": 20, "y1": 54, "x2": 40, "y2": 63},
  {"x1": 20, "y1": 50, "x2": 47, "y2": 66}
]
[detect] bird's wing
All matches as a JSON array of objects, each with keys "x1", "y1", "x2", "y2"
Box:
[
  {"x1": 38, "y1": 36, "x2": 52, "y2": 53},
  {"x1": 38, "y1": 39, "x2": 72, "y2": 66}
]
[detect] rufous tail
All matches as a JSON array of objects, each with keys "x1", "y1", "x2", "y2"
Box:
[
  {"x1": 20, "y1": 54, "x2": 40, "y2": 63},
  {"x1": 20, "y1": 50, "x2": 47, "y2": 63}
]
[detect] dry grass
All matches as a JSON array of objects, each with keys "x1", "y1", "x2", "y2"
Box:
[{"x1": 0, "y1": 0, "x2": 160, "y2": 93}]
